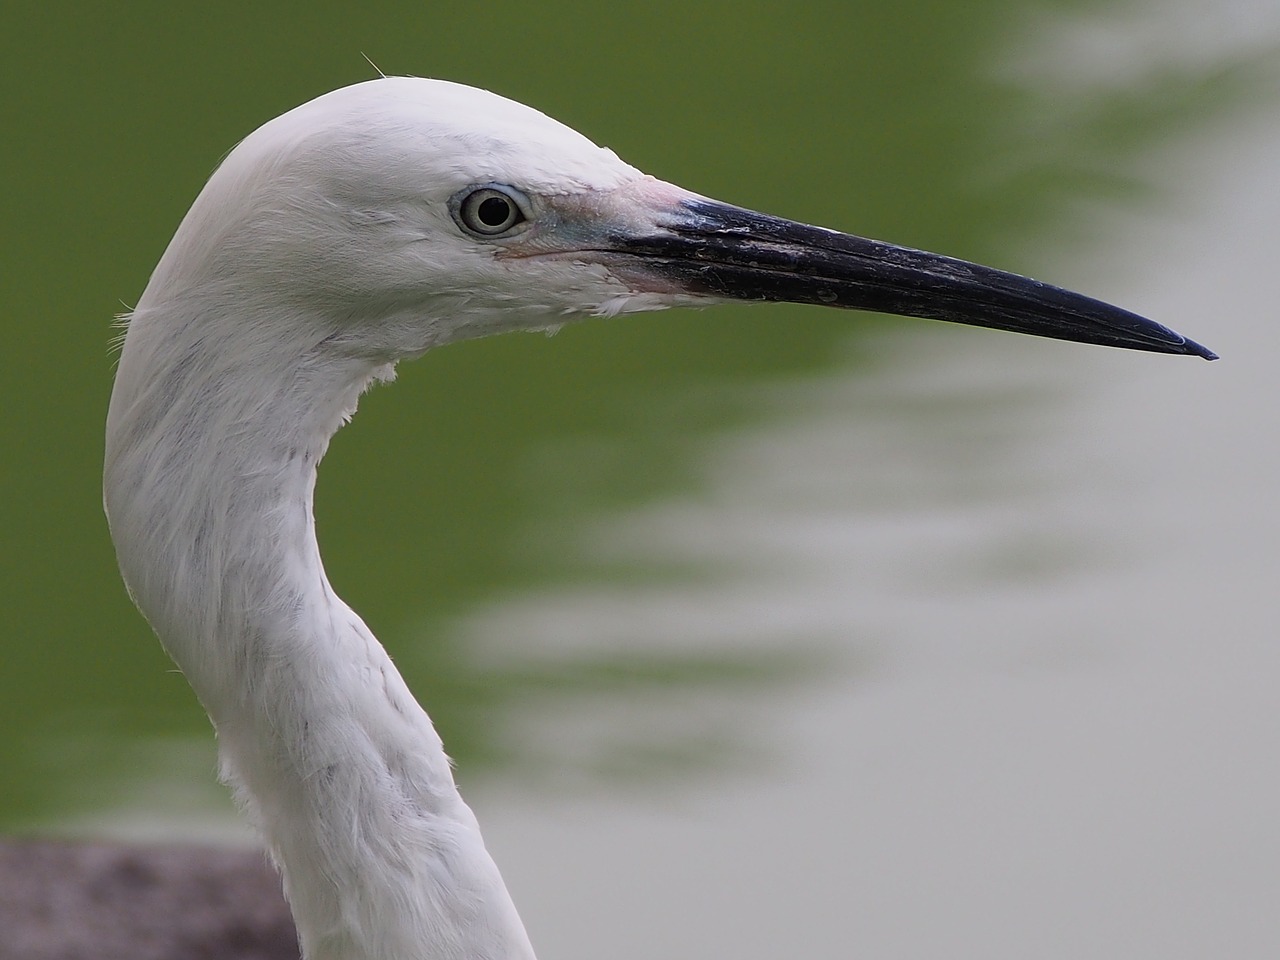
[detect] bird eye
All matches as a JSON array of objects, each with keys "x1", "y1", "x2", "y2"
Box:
[{"x1": 453, "y1": 184, "x2": 529, "y2": 237}]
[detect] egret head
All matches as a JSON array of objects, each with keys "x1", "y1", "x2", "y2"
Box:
[{"x1": 141, "y1": 76, "x2": 1214, "y2": 368}]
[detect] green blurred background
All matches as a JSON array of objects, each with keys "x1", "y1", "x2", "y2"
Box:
[{"x1": 1, "y1": 0, "x2": 1273, "y2": 842}]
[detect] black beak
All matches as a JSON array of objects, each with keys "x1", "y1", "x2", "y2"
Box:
[{"x1": 613, "y1": 198, "x2": 1216, "y2": 359}]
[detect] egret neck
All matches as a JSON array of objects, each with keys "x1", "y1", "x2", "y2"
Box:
[{"x1": 105, "y1": 300, "x2": 535, "y2": 960}]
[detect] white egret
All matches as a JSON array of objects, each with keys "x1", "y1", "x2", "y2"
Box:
[{"x1": 104, "y1": 77, "x2": 1213, "y2": 960}]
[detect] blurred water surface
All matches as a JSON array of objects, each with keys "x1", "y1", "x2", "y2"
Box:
[{"x1": 2, "y1": 2, "x2": 1278, "y2": 957}]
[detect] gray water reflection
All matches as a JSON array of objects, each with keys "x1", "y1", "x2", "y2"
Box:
[
  {"x1": 469, "y1": 16, "x2": 1279, "y2": 960},
  {"x1": 474, "y1": 164, "x2": 1280, "y2": 960}
]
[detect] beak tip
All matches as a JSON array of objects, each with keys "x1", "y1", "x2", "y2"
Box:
[{"x1": 1185, "y1": 338, "x2": 1219, "y2": 361}]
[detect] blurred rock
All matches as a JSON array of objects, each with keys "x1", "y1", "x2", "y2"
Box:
[{"x1": 0, "y1": 839, "x2": 299, "y2": 960}]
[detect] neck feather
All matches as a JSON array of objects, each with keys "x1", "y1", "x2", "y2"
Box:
[{"x1": 104, "y1": 301, "x2": 536, "y2": 960}]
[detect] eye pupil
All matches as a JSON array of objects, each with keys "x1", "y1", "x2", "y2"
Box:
[
  {"x1": 455, "y1": 185, "x2": 529, "y2": 237},
  {"x1": 477, "y1": 195, "x2": 512, "y2": 227}
]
